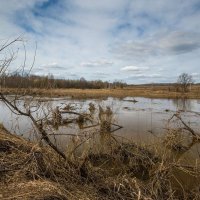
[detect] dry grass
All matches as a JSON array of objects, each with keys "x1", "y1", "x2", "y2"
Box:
[
  {"x1": 1, "y1": 123, "x2": 200, "y2": 200},
  {"x1": 2, "y1": 85, "x2": 200, "y2": 99},
  {"x1": 0, "y1": 126, "x2": 97, "y2": 200}
]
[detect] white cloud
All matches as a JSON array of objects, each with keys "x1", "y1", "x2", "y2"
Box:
[
  {"x1": 81, "y1": 60, "x2": 113, "y2": 67},
  {"x1": 40, "y1": 62, "x2": 66, "y2": 70},
  {"x1": 130, "y1": 73, "x2": 162, "y2": 78},
  {"x1": 120, "y1": 66, "x2": 149, "y2": 72},
  {"x1": 113, "y1": 31, "x2": 200, "y2": 60}
]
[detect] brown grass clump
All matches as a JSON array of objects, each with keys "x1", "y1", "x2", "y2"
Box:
[
  {"x1": 0, "y1": 126, "x2": 95, "y2": 200},
  {"x1": 0, "y1": 124, "x2": 200, "y2": 200}
]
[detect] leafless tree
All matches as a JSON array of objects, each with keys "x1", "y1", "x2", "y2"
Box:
[
  {"x1": 177, "y1": 73, "x2": 193, "y2": 92},
  {"x1": 0, "y1": 37, "x2": 68, "y2": 159},
  {"x1": 0, "y1": 37, "x2": 123, "y2": 162}
]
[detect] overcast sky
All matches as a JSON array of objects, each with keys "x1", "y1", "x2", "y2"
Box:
[{"x1": 0, "y1": 0, "x2": 200, "y2": 83}]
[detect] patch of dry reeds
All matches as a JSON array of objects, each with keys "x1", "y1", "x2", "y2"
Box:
[
  {"x1": 2, "y1": 85, "x2": 200, "y2": 99},
  {"x1": 0, "y1": 118, "x2": 200, "y2": 200}
]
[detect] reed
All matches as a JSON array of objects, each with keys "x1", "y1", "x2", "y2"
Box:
[{"x1": 0, "y1": 119, "x2": 200, "y2": 200}]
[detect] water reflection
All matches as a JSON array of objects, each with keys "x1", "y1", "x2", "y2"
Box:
[
  {"x1": 0, "y1": 96, "x2": 200, "y2": 145},
  {"x1": 171, "y1": 98, "x2": 192, "y2": 111}
]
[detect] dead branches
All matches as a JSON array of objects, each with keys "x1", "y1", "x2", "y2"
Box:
[
  {"x1": 168, "y1": 112, "x2": 200, "y2": 140},
  {"x1": 0, "y1": 93, "x2": 66, "y2": 159}
]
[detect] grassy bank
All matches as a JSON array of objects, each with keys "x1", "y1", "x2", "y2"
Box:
[
  {"x1": 2, "y1": 85, "x2": 200, "y2": 99},
  {"x1": 0, "y1": 125, "x2": 200, "y2": 199}
]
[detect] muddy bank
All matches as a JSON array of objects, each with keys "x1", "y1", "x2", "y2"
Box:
[{"x1": 0, "y1": 126, "x2": 200, "y2": 199}]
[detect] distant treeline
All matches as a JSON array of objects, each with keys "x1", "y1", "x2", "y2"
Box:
[{"x1": 0, "y1": 73, "x2": 127, "y2": 89}]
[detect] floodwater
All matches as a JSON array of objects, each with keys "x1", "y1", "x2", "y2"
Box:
[
  {"x1": 0, "y1": 96, "x2": 200, "y2": 144},
  {"x1": 1, "y1": 96, "x2": 200, "y2": 190}
]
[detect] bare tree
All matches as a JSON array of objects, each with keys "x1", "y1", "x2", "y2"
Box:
[
  {"x1": 177, "y1": 73, "x2": 193, "y2": 92},
  {"x1": 0, "y1": 37, "x2": 123, "y2": 162},
  {"x1": 0, "y1": 38, "x2": 67, "y2": 159}
]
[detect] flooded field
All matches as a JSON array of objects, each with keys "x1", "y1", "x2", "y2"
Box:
[
  {"x1": 1, "y1": 95, "x2": 200, "y2": 198},
  {"x1": 0, "y1": 96, "x2": 200, "y2": 145}
]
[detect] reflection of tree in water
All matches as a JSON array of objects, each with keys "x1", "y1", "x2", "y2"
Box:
[
  {"x1": 197, "y1": 100, "x2": 200, "y2": 105},
  {"x1": 171, "y1": 98, "x2": 192, "y2": 111}
]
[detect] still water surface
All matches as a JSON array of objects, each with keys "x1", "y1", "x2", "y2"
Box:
[{"x1": 0, "y1": 96, "x2": 200, "y2": 144}]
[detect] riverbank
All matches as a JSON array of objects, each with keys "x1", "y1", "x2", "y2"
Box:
[
  {"x1": 1, "y1": 85, "x2": 200, "y2": 99},
  {"x1": 0, "y1": 125, "x2": 200, "y2": 199}
]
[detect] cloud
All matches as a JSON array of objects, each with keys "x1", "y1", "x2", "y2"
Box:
[
  {"x1": 93, "y1": 71, "x2": 109, "y2": 78},
  {"x1": 125, "y1": 73, "x2": 168, "y2": 84},
  {"x1": 81, "y1": 60, "x2": 113, "y2": 67},
  {"x1": 191, "y1": 72, "x2": 199, "y2": 77},
  {"x1": 40, "y1": 62, "x2": 66, "y2": 70},
  {"x1": 112, "y1": 41, "x2": 156, "y2": 60},
  {"x1": 120, "y1": 66, "x2": 149, "y2": 72},
  {"x1": 32, "y1": 62, "x2": 68, "y2": 77},
  {"x1": 112, "y1": 31, "x2": 200, "y2": 61},
  {"x1": 158, "y1": 31, "x2": 200, "y2": 55},
  {"x1": 129, "y1": 73, "x2": 163, "y2": 78}
]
